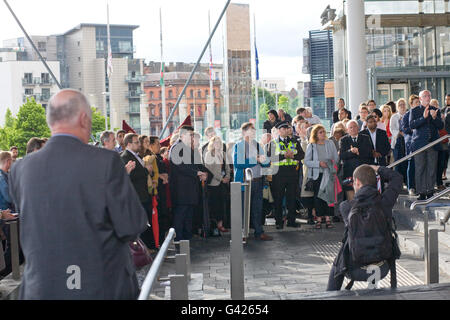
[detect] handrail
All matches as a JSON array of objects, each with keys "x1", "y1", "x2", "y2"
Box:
[
  {"x1": 388, "y1": 134, "x2": 450, "y2": 169},
  {"x1": 410, "y1": 187, "x2": 450, "y2": 210},
  {"x1": 245, "y1": 168, "x2": 253, "y2": 183},
  {"x1": 138, "y1": 228, "x2": 176, "y2": 300}
]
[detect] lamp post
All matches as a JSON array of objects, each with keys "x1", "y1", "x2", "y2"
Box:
[{"x1": 101, "y1": 92, "x2": 110, "y2": 131}]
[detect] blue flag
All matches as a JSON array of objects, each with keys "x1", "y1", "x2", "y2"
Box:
[{"x1": 255, "y1": 42, "x2": 260, "y2": 81}]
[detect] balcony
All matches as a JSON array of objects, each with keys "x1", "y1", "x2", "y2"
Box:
[
  {"x1": 22, "y1": 78, "x2": 35, "y2": 86},
  {"x1": 23, "y1": 93, "x2": 53, "y2": 103},
  {"x1": 40, "y1": 78, "x2": 55, "y2": 86},
  {"x1": 125, "y1": 75, "x2": 145, "y2": 83},
  {"x1": 126, "y1": 90, "x2": 143, "y2": 99}
]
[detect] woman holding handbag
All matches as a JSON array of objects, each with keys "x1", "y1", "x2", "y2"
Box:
[{"x1": 305, "y1": 125, "x2": 339, "y2": 229}]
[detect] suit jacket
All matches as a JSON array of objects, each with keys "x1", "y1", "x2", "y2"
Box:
[
  {"x1": 121, "y1": 150, "x2": 151, "y2": 204},
  {"x1": 361, "y1": 129, "x2": 391, "y2": 166},
  {"x1": 169, "y1": 140, "x2": 201, "y2": 206},
  {"x1": 409, "y1": 105, "x2": 444, "y2": 152},
  {"x1": 9, "y1": 135, "x2": 148, "y2": 300},
  {"x1": 339, "y1": 134, "x2": 374, "y2": 178},
  {"x1": 333, "y1": 109, "x2": 352, "y2": 124}
]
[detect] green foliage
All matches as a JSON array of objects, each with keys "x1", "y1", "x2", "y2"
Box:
[
  {"x1": 91, "y1": 107, "x2": 110, "y2": 139},
  {"x1": 0, "y1": 108, "x2": 15, "y2": 150},
  {"x1": 258, "y1": 103, "x2": 270, "y2": 125},
  {"x1": 252, "y1": 87, "x2": 276, "y2": 109},
  {"x1": 7, "y1": 98, "x2": 51, "y2": 156}
]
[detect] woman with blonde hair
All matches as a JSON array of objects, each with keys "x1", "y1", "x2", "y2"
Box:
[
  {"x1": 204, "y1": 136, "x2": 231, "y2": 234},
  {"x1": 305, "y1": 125, "x2": 339, "y2": 229},
  {"x1": 381, "y1": 105, "x2": 393, "y2": 143}
]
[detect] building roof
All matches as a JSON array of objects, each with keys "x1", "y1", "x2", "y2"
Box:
[
  {"x1": 144, "y1": 72, "x2": 220, "y2": 86},
  {"x1": 63, "y1": 23, "x2": 139, "y2": 36}
]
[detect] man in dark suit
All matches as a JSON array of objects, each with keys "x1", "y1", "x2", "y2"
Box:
[
  {"x1": 169, "y1": 126, "x2": 208, "y2": 241},
  {"x1": 9, "y1": 89, "x2": 148, "y2": 300},
  {"x1": 409, "y1": 90, "x2": 444, "y2": 200},
  {"x1": 121, "y1": 133, "x2": 155, "y2": 249},
  {"x1": 333, "y1": 98, "x2": 352, "y2": 124},
  {"x1": 339, "y1": 120, "x2": 374, "y2": 199},
  {"x1": 361, "y1": 115, "x2": 391, "y2": 166}
]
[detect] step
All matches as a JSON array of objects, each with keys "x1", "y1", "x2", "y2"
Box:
[{"x1": 164, "y1": 273, "x2": 204, "y2": 300}]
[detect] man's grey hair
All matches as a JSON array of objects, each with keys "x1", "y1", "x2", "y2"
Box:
[
  {"x1": 346, "y1": 120, "x2": 359, "y2": 129},
  {"x1": 100, "y1": 131, "x2": 115, "y2": 145},
  {"x1": 419, "y1": 90, "x2": 431, "y2": 98},
  {"x1": 47, "y1": 89, "x2": 92, "y2": 127}
]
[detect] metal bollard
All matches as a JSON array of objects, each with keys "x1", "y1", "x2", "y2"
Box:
[
  {"x1": 242, "y1": 182, "x2": 250, "y2": 238},
  {"x1": 179, "y1": 240, "x2": 191, "y2": 280},
  {"x1": 175, "y1": 254, "x2": 188, "y2": 282},
  {"x1": 428, "y1": 229, "x2": 439, "y2": 284},
  {"x1": 230, "y1": 182, "x2": 245, "y2": 300},
  {"x1": 423, "y1": 208, "x2": 430, "y2": 285},
  {"x1": 7, "y1": 220, "x2": 20, "y2": 280},
  {"x1": 169, "y1": 274, "x2": 188, "y2": 300}
]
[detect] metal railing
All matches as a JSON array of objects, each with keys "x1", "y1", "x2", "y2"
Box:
[
  {"x1": 388, "y1": 134, "x2": 450, "y2": 169},
  {"x1": 0, "y1": 219, "x2": 20, "y2": 281},
  {"x1": 410, "y1": 187, "x2": 450, "y2": 285},
  {"x1": 243, "y1": 168, "x2": 253, "y2": 239},
  {"x1": 138, "y1": 228, "x2": 191, "y2": 300}
]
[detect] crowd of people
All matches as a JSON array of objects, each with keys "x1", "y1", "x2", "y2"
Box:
[{"x1": 0, "y1": 88, "x2": 449, "y2": 298}]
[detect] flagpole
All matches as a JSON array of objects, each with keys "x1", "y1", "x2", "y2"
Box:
[
  {"x1": 160, "y1": 7, "x2": 167, "y2": 138},
  {"x1": 107, "y1": 0, "x2": 113, "y2": 131},
  {"x1": 254, "y1": 13, "x2": 260, "y2": 133},
  {"x1": 208, "y1": 10, "x2": 215, "y2": 130}
]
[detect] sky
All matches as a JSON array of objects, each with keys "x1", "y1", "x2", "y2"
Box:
[{"x1": 0, "y1": 0, "x2": 344, "y2": 90}]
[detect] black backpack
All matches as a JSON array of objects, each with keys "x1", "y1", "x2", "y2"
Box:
[{"x1": 347, "y1": 196, "x2": 394, "y2": 267}]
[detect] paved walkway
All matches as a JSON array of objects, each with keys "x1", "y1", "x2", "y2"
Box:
[{"x1": 140, "y1": 220, "x2": 450, "y2": 300}]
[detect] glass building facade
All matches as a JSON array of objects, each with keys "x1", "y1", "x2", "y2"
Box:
[
  {"x1": 304, "y1": 30, "x2": 335, "y2": 129},
  {"x1": 333, "y1": 0, "x2": 450, "y2": 107}
]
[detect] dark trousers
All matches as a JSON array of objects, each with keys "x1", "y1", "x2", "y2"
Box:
[
  {"x1": 250, "y1": 178, "x2": 264, "y2": 237},
  {"x1": 208, "y1": 185, "x2": 226, "y2": 223},
  {"x1": 393, "y1": 137, "x2": 408, "y2": 185},
  {"x1": 415, "y1": 149, "x2": 438, "y2": 195},
  {"x1": 140, "y1": 201, "x2": 156, "y2": 250},
  {"x1": 312, "y1": 174, "x2": 334, "y2": 217},
  {"x1": 327, "y1": 261, "x2": 391, "y2": 291},
  {"x1": 407, "y1": 157, "x2": 416, "y2": 191},
  {"x1": 0, "y1": 224, "x2": 25, "y2": 277},
  {"x1": 157, "y1": 189, "x2": 170, "y2": 246},
  {"x1": 437, "y1": 149, "x2": 448, "y2": 187},
  {"x1": 173, "y1": 205, "x2": 195, "y2": 241},
  {"x1": 272, "y1": 174, "x2": 298, "y2": 226}
]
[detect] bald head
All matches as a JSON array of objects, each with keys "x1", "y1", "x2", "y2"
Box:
[
  {"x1": 47, "y1": 89, "x2": 93, "y2": 144},
  {"x1": 47, "y1": 89, "x2": 92, "y2": 127}
]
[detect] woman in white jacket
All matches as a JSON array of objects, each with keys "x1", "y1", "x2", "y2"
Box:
[{"x1": 305, "y1": 125, "x2": 339, "y2": 229}]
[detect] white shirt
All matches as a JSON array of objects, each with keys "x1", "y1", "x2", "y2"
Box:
[
  {"x1": 126, "y1": 148, "x2": 144, "y2": 168},
  {"x1": 368, "y1": 129, "x2": 378, "y2": 163},
  {"x1": 306, "y1": 115, "x2": 322, "y2": 125}
]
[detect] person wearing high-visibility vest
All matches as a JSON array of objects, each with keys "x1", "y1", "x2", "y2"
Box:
[{"x1": 268, "y1": 121, "x2": 305, "y2": 229}]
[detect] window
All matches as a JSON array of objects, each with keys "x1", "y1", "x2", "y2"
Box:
[
  {"x1": 213, "y1": 90, "x2": 216, "y2": 98},
  {"x1": 41, "y1": 88, "x2": 50, "y2": 100},
  {"x1": 78, "y1": 57, "x2": 81, "y2": 62},
  {"x1": 77, "y1": 41, "x2": 81, "y2": 47},
  {"x1": 169, "y1": 90, "x2": 173, "y2": 98},
  {"x1": 25, "y1": 88, "x2": 33, "y2": 95},
  {"x1": 197, "y1": 91, "x2": 202, "y2": 98},
  {"x1": 78, "y1": 72, "x2": 82, "y2": 78},
  {"x1": 118, "y1": 41, "x2": 132, "y2": 53},
  {"x1": 38, "y1": 42, "x2": 46, "y2": 52},
  {"x1": 24, "y1": 73, "x2": 32, "y2": 84},
  {"x1": 205, "y1": 90, "x2": 209, "y2": 98},
  {"x1": 96, "y1": 40, "x2": 104, "y2": 51},
  {"x1": 190, "y1": 90, "x2": 194, "y2": 98},
  {"x1": 150, "y1": 92, "x2": 154, "y2": 99},
  {"x1": 41, "y1": 73, "x2": 50, "y2": 84}
]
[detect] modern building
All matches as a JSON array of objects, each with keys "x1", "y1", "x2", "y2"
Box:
[
  {"x1": 225, "y1": 3, "x2": 253, "y2": 131},
  {"x1": 328, "y1": 0, "x2": 450, "y2": 108},
  {"x1": 2, "y1": 23, "x2": 146, "y2": 133},
  {"x1": 143, "y1": 71, "x2": 221, "y2": 136},
  {"x1": 0, "y1": 47, "x2": 60, "y2": 126},
  {"x1": 302, "y1": 30, "x2": 334, "y2": 128},
  {"x1": 259, "y1": 78, "x2": 287, "y2": 94}
]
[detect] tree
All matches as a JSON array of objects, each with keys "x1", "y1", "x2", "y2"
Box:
[
  {"x1": 252, "y1": 87, "x2": 276, "y2": 109},
  {"x1": 258, "y1": 103, "x2": 270, "y2": 125},
  {"x1": 9, "y1": 98, "x2": 51, "y2": 156},
  {"x1": 278, "y1": 95, "x2": 290, "y2": 113},
  {"x1": 0, "y1": 108, "x2": 16, "y2": 151},
  {"x1": 91, "y1": 107, "x2": 110, "y2": 140}
]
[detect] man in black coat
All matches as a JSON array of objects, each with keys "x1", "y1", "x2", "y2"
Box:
[
  {"x1": 9, "y1": 89, "x2": 148, "y2": 300},
  {"x1": 333, "y1": 98, "x2": 352, "y2": 124},
  {"x1": 169, "y1": 126, "x2": 208, "y2": 241},
  {"x1": 361, "y1": 115, "x2": 391, "y2": 166},
  {"x1": 121, "y1": 133, "x2": 155, "y2": 249},
  {"x1": 327, "y1": 165, "x2": 403, "y2": 291},
  {"x1": 339, "y1": 120, "x2": 374, "y2": 197}
]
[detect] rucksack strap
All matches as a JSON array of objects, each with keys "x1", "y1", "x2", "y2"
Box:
[{"x1": 345, "y1": 280, "x2": 354, "y2": 290}]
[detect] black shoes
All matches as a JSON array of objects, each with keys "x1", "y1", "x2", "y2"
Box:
[
  {"x1": 276, "y1": 224, "x2": 284, "y2": 230},
  {"x1": 417, "y1": 194, "x2": 427, "y2": 201}
]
